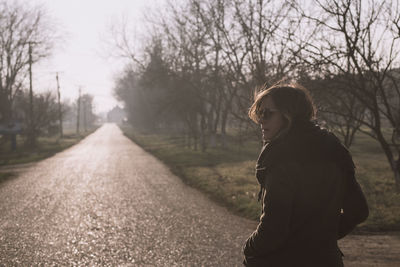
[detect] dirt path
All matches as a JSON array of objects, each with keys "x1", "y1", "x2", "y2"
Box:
[{"x1": 0, "y1": 124, "x2": 398, "y2": 266}]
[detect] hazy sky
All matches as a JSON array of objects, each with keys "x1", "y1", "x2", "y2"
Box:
[{"x1": 30, "y1": 0, "x2": 153, "y2": 114}]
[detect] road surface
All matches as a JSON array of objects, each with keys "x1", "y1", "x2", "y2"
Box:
[{"x1": 0, "y1": 124, "x2": 399, "y2": 266}]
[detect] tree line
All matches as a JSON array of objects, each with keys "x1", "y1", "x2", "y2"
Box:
[
  {"x1": 0, "y1": 0, "x2": 397, "y2": 185},
  {"x1": 0, "y1": 1, "x2": 95, "y2": 148},
  {"x1": 113, "y1": 0, "x2": 400, "y2": 188}
]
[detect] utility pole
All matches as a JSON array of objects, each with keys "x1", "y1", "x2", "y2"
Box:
[
  {"x1": 76, "y1": 87, "x2": 81, "y2": 135},
  {"x1": 83, "y1": 98, "x2": 87, "y2": 132},
  {"x1": 28, "y1": 42, "x2": 35, "y2": 147},
  {"x1": 56, "y1": 72, "x2": 63, "y2": 138}
]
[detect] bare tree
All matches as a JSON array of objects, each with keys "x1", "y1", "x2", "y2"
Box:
[
  {"x1": 13, "y1": 91, "x2": 59, "y2": 139},
  {"x1": 0, "y1": 1, "x2": 55, "y2": 125},
  {"x1": 80, "y1": 94, "x2": 95, "y2": 132},
  {"x1": 110, "y1": 0, "x2": 304, "y2": 150},
  {"x1": 293, "y1": 0, "x2": 400, "y2": 188},
  {"x1": 303, "y1": 75, "x2": 365, "y2": 147}
]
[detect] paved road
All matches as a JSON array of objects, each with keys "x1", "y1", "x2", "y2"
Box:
[
  {"x1": 0, "y1": 124, "x2": 254, "y2": 266},
  {"x1": 0, "y1": 124, "x2": 399, "y2": 266}
]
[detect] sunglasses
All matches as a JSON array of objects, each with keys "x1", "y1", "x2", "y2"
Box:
[{"x1": 257, "y1": 108, "x2": 279, "y2": 121}]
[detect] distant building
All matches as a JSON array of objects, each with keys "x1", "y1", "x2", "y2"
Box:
[{"x1": 107, "y1": 106, "x2": 127, "y2": 124}]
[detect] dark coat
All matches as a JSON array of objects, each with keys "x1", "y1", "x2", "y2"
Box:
[{"x1": 243, "y1": 122, "x2": 369, "y2": 267}]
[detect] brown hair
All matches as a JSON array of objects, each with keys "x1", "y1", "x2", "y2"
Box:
[{"x1": 248, "y1": 83, "x2": 316, "y2": 130}]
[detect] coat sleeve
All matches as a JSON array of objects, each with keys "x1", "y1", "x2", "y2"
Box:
[
  {"x1": 337, "y1": 172, "x2": 369, "y2": 239},
  {"x1": 244, "y1": 167, "x2": 294, "y2": 257}
]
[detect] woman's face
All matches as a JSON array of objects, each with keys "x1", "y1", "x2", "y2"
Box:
[{"x1": 258, "y1": 96, "x2": 285, "y2": 142}]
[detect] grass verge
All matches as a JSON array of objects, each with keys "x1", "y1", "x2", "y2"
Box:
[
  {"x1": 121, "y1": 125, "x2": 400, "y2": 232},
  {"x1": 0, "y1": 172, "x2": 16, "y2": 183},
  {"x1": 0, "y1": 127, "x2": 99, "y2": 166}
]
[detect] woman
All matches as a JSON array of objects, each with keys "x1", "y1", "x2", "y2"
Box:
[{"x1": 243, "y1": 83, "x2": 369, "y2": 267}]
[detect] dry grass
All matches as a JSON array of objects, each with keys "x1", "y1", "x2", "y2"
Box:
[
  {"x1": 0, "y1": 126, "x2": 99, "y2": 166},
  {"x1": 121, "y1": 125, "x2": 399, "y2": 231}
]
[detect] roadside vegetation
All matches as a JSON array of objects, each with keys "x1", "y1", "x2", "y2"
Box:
[
  {"x1": 111, "y1": 0, "x2": 400, "y2": 190},
  {"x1": 0, "y1": 0, "x2": 98, "y2": 176},
  {"x1": 121, "y1": 125, "x2": 400, "y2": 232},
  {"x1": 0, "y1": 127, "x2": 99, "y2": 183},
  {"x1": 0, "y1": 172, "x2": 15, "y2": 184},
  {"x1": 0, "y1": 129, "x2": 96, "y2": 166}
]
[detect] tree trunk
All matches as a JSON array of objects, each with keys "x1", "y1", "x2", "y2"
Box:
[
  {"x1": 343, "y1": 122, "x2": 358, "y2": 148},
  {"x1": 376, "y1": 129, "x2": 400, "y2": 191},
  {"x1": 200, "y1": 113, "x2": 207, "y2": 152},
  {"x1": 391, "y1": 157, "x2": 400, "y2": 191},
  {"x1": 209, "y1": 133, "x2": 217, "y2": 148},
  {"x1": 220, "y1": 107, "x2": 228, "y2": 148}
]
